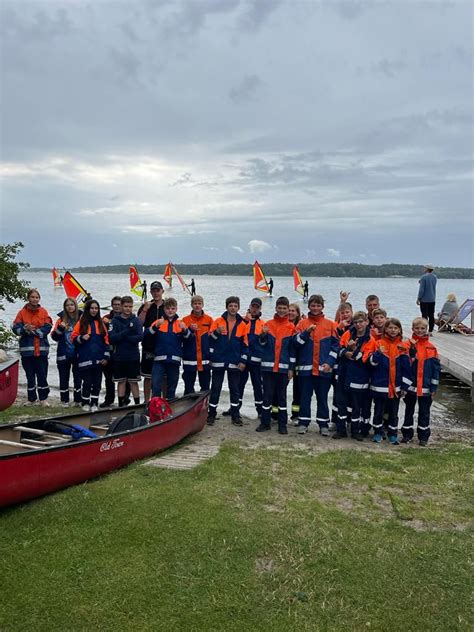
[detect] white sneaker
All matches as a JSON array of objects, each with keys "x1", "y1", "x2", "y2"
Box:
[
  {"x1": 82, "y1": 404, "x2": 91, "y2": 412},
  {"x1": 40, "y1": 400, "x2": 50, "y2": 407},
  {"x1": 23, "y1": 400, "x2": 35, "y2": 407},
  {"x1": 90, "y1": 405, "x2": 98, "y2": 413},
  {"x1": 297, "y1": 425, "x2": 308, "y2": 434},
  {"x1": 61, "y1": 402, "x2": 69, "y2": 408},
  {"x1": 320, "y1": 427, "x2": 330, "y2": 437}
]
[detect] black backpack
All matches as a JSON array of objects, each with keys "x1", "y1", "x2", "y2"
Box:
[{"x1": 106, "y1": 412, "x2": 149, "y2": 435}]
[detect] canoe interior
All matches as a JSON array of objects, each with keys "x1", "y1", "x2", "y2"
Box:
[{"x1": 0, "y1": 392, "x2": 208, "y2": 457}]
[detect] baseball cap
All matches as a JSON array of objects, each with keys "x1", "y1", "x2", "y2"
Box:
[
  {"x1": 250, "y1": 297, "x2": 262, "y2": 307},
  {"x1": 150, "y1": 281, "x2": 164, "y2": 290}
]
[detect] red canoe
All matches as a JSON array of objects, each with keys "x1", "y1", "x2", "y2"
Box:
[
  {"x1": 0, "y1": 391, "x2": 208, "y2": 508},
  {"x1": 0, "y1": 358, "x2": 19, "y2": 412}
]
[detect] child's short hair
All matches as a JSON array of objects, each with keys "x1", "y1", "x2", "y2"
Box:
[
  {"x1": 339, "y1": 302, "x2": 353, "y2": 312},
  {"x1": 276, "y1": 296, "x2": 289, "y2": 307},
  {"x1": 27, "y1": 288, "x2": 41, "y2": 299},
  {"x1": 412, "y1": 317, "x2": 428, "y2": 328},
  {"x1": 352, "y1": 310, "x2": 368, "y2": 322},
  {"x1": 372, "y1": 308, "x2": 387, "y2": 318},
  {"x1": 384, "y1": 318, "x2": 403, "y2": 337},
  {"x1": 366, "y1": 294, "x2": 379, "y2": 304},
  {"x1": 121, "y1": 295, "x2": 134, "y2": 305},
  {"x1": 226, "y1": 296, "x2": 240, "y2": 308},
  {"x1": 164, "y1": 297, "x2": 177, "y2": 309},
  {"x1": 191, "y1": 295, "x2": 204, "y2": 305},
  {"x1": 308, "y1": 294, "x2": 324, "y2": 307},
  {"x1": 111, "y1": 295, "x2": 122, "y2": 304}
]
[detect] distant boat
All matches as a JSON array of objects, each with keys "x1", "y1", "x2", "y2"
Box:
[
  {"x1": 163, "y1": 262, "x2": 173, "y2": 288},
  {"x1": 292, "y1": 265, "x2": 305, "y2": 297},
  {"x1": 62, "y1": 271, "x2": 90, "y2": 306},
  {"x1": 51, "y1": 267, "x2": 63, "y2": 288},
  {"x1": 253, "y1": 260, "x2": 270, "y2": 294},
  {"x1": 129, "y1": 265, "x2": 146, "y2": 301}
]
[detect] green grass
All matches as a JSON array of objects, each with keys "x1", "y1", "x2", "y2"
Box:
[
  {"x1": 0, "y1": 402, "x2": 75, "y2": 425},
  {"x1": 1, "y1": 442, "x2": 473, "y2": 631}
]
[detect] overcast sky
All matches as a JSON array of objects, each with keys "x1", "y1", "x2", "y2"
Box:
[{"x1": 1, "y1": 0, "x2": 473, "y2": 267}]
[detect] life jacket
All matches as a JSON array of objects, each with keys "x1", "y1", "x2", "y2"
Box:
[
  {"x1": 244, "y1": 316, "x2": 266, "y2": 365},
  {"x1": 337, "y1": 327, "x2": 372, "y2": 391},
  {"x1": 147, "y1": 315, "x2": 190, "y2": 364},
  {"x1": 71, "y1": 319, "x2": 110, "y2": 369},
  {"x1": 182, "y1": 312, "x2": 213, "y2": 371},
  {"x1": 51, "y1": 317, "x2": 79, "y2": 363},
  {"x1": 108, "y1": 314, "x2": 144, "y2": 362},
  {"x1": 363, "y1": 335, "x2": 412, "y2": 398},
  {"x1": 258, "y1": 315, "x2": 296, "y2": 373},
  {"x1": 295, "y1": 313, "x2": 340, "y2": 377},
  {"x1": 209, "y1": 312, "x2": 248, "y2": 370},
  {"x1": 403, "y1": 334, "x2": 440, "y2": 396},
  {"x1": 12, "y1": 304, "x2": 52, "y2": 357}
]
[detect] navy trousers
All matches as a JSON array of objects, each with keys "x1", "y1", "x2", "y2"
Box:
[
  {"x1": 239, "y1": 364, "x2": 263, "y2": 415},
  {"x1": 298, "y1": 375, "x2": 332, "y2": 429},
  {"x1": 152, "y1": 363, "x2": 180, "y2": 399},
  {"x1": 373, "y1": 397, "x2": 400, "y2": 438},
  {"x1": 208, "y1": 369, "x2": 240, "y2": 420},
  {"x1": 22, "y1": 356, "x2": 49, "y2": 402},
  {"x1": 81, "y1": 366, "x2": 103, "y2": 407},
  {"x1": 402, "y1": 392, "x2": 432, "y2": 441},
  {"x1": 261, "y1": 372, "x2": 289, "y2": 429},
  {"x1": 182, "y1": 369, "x2": 211, "y2": 395},
  {"x1": 58, "y1": 359, "x2": 82, "y2": 404},
  {"x1": 349, "y1": 389, "x2": 371, "y2": 436}
]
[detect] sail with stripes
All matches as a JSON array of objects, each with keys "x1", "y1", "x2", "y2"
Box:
[
  {"x1": 163, "y1": 262, "x2": 173, "y2": 287},
  {"x1": 293, "y1": 265, "x2": 305, "y2": 296},
  {"x1": 62, "y1": 271, "x2": 88, "y2": 305},
  {"x1": 253, "y1": 261, "x2": 270, "y2": 293},
  {"x1": 52, "y1": 267, "x2": 62, "y2": 288},
  {"x1": 172, "y1": 264, "x2": 192, "y2": 295},
  {"x1": 129, "y1": 266, "x2": 144, "y2": 299}
]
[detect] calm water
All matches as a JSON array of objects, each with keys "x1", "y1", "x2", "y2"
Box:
[{"x1": 4, "y1": 272, "x2": 473, "y2": 424}]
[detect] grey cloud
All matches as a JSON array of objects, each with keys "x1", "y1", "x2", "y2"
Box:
[
  {"x1": 238, "y1": 0, "x2": 281, "y2": 31},
  {"x1": 371, "y1": 58, "x2": 407, "y2": 78},
  {"x1": 229, "y1": 74, "x2": 264, "y2": 104}
]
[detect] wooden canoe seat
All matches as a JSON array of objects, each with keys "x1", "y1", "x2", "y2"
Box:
[
  {"x1": 89, "y1": 424, "x2": 109, "y2": 436},
  {"x1": 0, "y1": 439, "x2": 40, "y2": 453}
]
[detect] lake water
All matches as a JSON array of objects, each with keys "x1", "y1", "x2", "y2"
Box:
[{"x1": 4, "y1": 272, "x2": 473, "y2": 424}]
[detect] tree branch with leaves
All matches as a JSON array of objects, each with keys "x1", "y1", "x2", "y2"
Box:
[{"x1": 0, "y1": 242, "x2": 30, "y2": 346}]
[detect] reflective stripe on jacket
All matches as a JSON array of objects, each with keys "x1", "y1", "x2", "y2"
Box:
[
  {"x1": 148, "y1": 315, "x2": 190, "y2": 364},
  {"x1": 71, "y1": 320, "x2": 110, "y2": 369},
  {"x1": 12, "y1": 305, "x2": 52, "y2": 357},
  {"x1": 403, "y1": 334, "x2": 440, "y2": 396},
  {"x1": 209, "y1": 312, "x2": 248, "y2": 370},
  {"x1": 182, "y1": 312, "x2": 213, "y2": 371},
  {"x1": 362, "y1": 336, "x2": 412, "y2": 398},
  {"x1": 295, "y1": 314, "x2": 339, "y2": 377},
  {"x1": 258, "y1": 315, "x2": 296, "y2": 373}
]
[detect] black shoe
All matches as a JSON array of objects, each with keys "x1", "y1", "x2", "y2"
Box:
[
  {"x1": 99, "y1": 401, "x2": 112, "y2": 409},
  {"x1": 354, "y1": 433, "x2": 364, "y2": 442},
  {"x1": 332, "y1": 432, "x2": 348, "y2": 440},
  {"x1": 222, "y1": 408, "x2": 232, "y2": 416},
  {"x1": 123, "y1": 399, "x2": 131, "y2": 407},
  {"x1": 256, "y1": 424, "x2": 271, "y2": 432},
  {"x1": 232, "y1": 417, "x2": 243, "y2": 426},
  {"x1": 278, "y1": 427, "x2": 288, "y2": 435},
  {"x1": 400, "y1": 437, "x2": 413, "y2": 444},
  {"x1": 206, "y1": 416, "x2": 216, "y2": 426}
]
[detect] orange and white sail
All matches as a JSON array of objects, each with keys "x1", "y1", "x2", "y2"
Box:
[
  {"x1": 172, "y1": 264, "x2": 192, "y2": 295},
  {"x1": 253, "y1": 260, "x2": 270, "y2": 293},
  {"x1": 293, "y1": 265, "x2": 305, "y2": 296},
  {"x1": 52, "y1": 267, "x2": 62, "y2": 288},
  {"x1": 163, "y1": 262, "x2": 173, "y2": 287},
  {"x1": 129, "y1": 265, "x2": 143, "y2": 299},
  {"x1": 62, "y1": 271, "x2": 88, "y2": 305}
]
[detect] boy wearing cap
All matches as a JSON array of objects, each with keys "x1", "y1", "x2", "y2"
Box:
[
  {"x1": 207, "y1": 296, "x2": 248, "y2": 426},
  {"x1": 138, "y1": 281, "x2": 165, "y2": 402},
  {"x1": 256, "y1": 296, "x2": 296, "y2": 435},
  {"x1": 182, "y1": 295, "x2": 213, "y2": 393}
]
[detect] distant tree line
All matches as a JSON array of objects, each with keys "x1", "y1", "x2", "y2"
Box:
[{"x1": 31, "y1": 263, "x2": 473, "y2": 279}]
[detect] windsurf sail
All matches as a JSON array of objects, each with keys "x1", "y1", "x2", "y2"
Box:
[
  {"x1": 253, "y1": 260, "x2": 270, "y2": 293},
  {"x1": 163, "y1": 262, "x2": 173, "y2": 287},
  {"x1": 52, "y1": 267, "x2": 62, "y2": 288},
  {"x1": 172, "y1": 264, "x2": 192, "y2": 295},
  {"x1": 293, "y1": 265, "x2": 305, "y2": 296},
  {"x1": 62, "y1": 271, "x2": 88, "y2": 305},
  {"x1": 129, "y1": 265, "x2": 144, "y2": 299}
]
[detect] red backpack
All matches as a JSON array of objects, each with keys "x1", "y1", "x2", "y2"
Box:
[{"x1": 148, "y1": 397, "x2": 173, "y2": 423}]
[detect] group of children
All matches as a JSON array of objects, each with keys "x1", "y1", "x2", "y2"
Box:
[{"x1": 12, "y1": 283, "x2": 440, "y2": 446}]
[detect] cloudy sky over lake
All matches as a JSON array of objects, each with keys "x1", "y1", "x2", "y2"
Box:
[{"x1": 1, "y1": 0, "x2": 472, "y2": 267}]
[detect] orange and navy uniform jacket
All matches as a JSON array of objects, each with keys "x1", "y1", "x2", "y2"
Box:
[
  {"x1": 209, "y1": 312, "x2": 248, "y2": 370},
  {"x1": 295, "y1": 314, "x2": 340, "y2": 377},
  {"x1": 403, "y1": 334, "x2": 440, "y2": 396},
  {"x1": 362, "y1": 335, "x2": 412, "y2": 397},
  {"x1": 71, "y1": 320, "x2": 110, "y2": 369},
  {"x1": 182, "y1": 312, "x2": 214, "y2": 372},
  {"x1": 147, "y1": 315, "x2": 191, "y2": 365},
  {"x1": 12, "y1": 305, "x2": 52, "y2": 357},
  {"x1": 258, "y1": 315, "x2": 296, "y2": 374},
  {"x1": 244, "y1": 316, "x2": 266, "y2": 366},
  {"x1": 337, "y1": 327, "x2": 372, "y2": 391},
  {"x1": 370, "y1": 326, "x2": 384, "y2": 341},
  {"x1": 51, "y1": 317, "x2": 80, "y2": 363}
]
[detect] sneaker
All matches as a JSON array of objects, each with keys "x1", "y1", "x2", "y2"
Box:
[
  {"x1": 328, "y1": 422, "x2": 337, "y2": 431},
  {"x1": 290, "y1": 413, "x2": 299, "y2": 421},
  {"x1": 332, "y1": 431, "x2": 348, "y2": 440},
  {"x1": 61, "y1": 402, "x2": 69, "y2": 408},
  {"x1": 90, "y1": 405, "x2": 99, "y2": 413},
  {"x1": 297, "y1": 425, "x2": 308, "y2": 435},
  {"x1": 40, "y1": 400, "x2": 50, "y2": 407},
  {"x1": 354, "y1": 433, "x2": 364, "y2": 442},
  {"x1": 255, "y1": 424, "x2": 271, "y2": 432},
  {"x1": 320, "y1": 427, "x2": 330, "y2": 437},
  {"x1": 99, "y1": 401, "x2": 112, "y2": 409},
  {"x1": 400, "y1": 437, "x2": 413, "y2": 444},
  {"x1": 23, "y1": 400, "x2": 36, "y2": 407},
  {"x1": 372, "y1": 434, "x2": 383, "y2": 443},
  {"x1": 278, "y1": 427, "x2": 288, "y2": 435},
  {"x1": 231, "y1": 418, "x2": 243, "y2": 426},
  {"x1": 82, "y1": 404, "x2": 91, "y2": 412},
  {"x1": 206, "y1": 416, "x2": 215, "y2": 426},
  {"x1": 388, "y1": 436, "x2": 399, "y2": 445},
  {"x1": 222, "y1": 408, "x2": 232, "y2": 417},
  {"x1": 419, "y1": 440, "x2": 428, "y2": 447}
]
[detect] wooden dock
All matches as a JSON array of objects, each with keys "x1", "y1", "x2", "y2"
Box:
[{"x1": 431, "y1": 332, "x2": 474, "y2": 402}]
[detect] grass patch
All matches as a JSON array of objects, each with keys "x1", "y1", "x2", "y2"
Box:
[
  {"x1": 0, "y1": 402, "x2": 73, "y2": 425},
  {"x1": 1, "y1": 443, "x2": 473, "y2": 631}
]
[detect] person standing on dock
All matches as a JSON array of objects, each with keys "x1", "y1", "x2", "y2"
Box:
[{"x1": 417, "y1": 265, "x2": 437, "y2": 333}]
